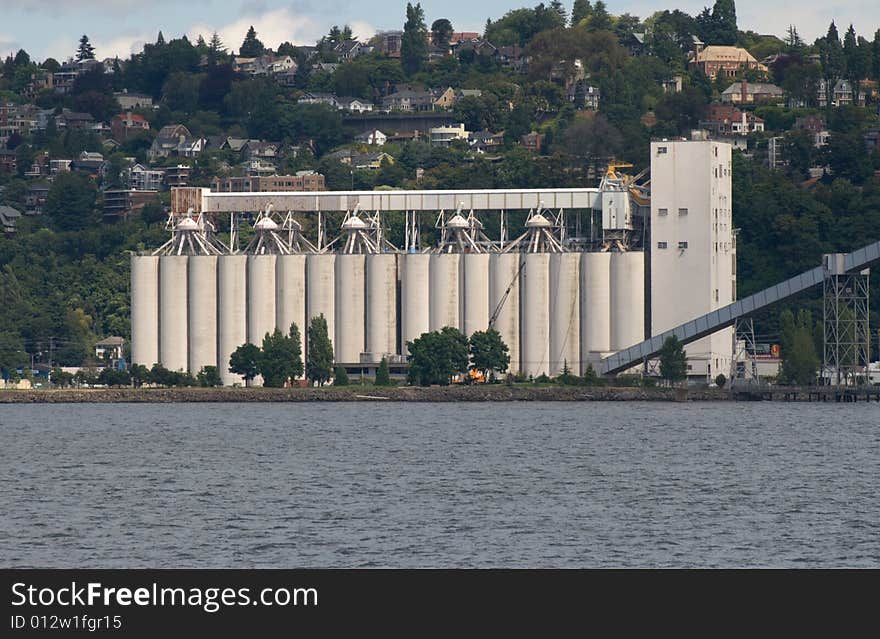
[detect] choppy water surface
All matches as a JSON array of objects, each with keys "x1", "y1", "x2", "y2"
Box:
[{"x1": 1, "y1": 402, "x2": 877, "y2": 567}]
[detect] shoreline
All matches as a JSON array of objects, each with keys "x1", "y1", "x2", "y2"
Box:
[{"x1": 0, "y1": 386, "x2": 726, "y2": 403}]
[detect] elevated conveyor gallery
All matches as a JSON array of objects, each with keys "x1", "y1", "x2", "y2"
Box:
[{"x1": 600, "y1": 240, "x2": 880, "y2": 376}]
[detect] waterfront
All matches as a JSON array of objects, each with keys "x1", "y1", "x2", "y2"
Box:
[{"x1": 1, "y1": 402, "x2": 878, "y2": 567}]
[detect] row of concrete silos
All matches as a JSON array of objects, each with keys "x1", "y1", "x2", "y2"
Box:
[{"x1": 131, "y1": 249, "x2": 645, "y2": 384}]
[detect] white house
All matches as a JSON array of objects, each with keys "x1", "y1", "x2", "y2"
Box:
[{"x1": 355, "y1": 130, "x2": 387, "y2": 145}]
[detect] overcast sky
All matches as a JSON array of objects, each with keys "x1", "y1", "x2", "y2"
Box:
[{"x1": 2, "y1": 1, "x2": 878, "y2": 62}]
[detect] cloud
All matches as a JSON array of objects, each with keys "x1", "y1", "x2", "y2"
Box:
[{"x1": 188, "y1": 7, "x2": 325, "y2": 51}]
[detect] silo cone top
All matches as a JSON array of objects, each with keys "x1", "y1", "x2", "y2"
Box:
[
  {"x1": 446, "y1": 214, "x2": 469, "y2": 229},
  {"x1": 525, "y1": 214, "x2": 552, "y2": 228},
  {"x1": 175, "y1": 217, "x2": 199, "y2": 231},
  {"x1": 342, "y1": 216, "x2": 368, "y2": 230},
  {"x1": 254, "y1": 216, "x2": 279, "y2": 231}
]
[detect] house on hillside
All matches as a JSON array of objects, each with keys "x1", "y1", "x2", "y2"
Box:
[
  {"x1": 148, "y1": 124, "x2": 203, "y2": 161},
  {"x1": 111, "y1": 112, "x2": 150, "y2": 141},
  {"x1": 832, "y1": 79, "x2": 853, "y2": 107},
  {"x1": 699, "y1": 104, "x2": 764, "y2": 136},
  {"x1": 336, "y1": 96, "x2": 374, "y2": 113},
  {"x1": 114, "y1": 91, "x2": 153, "y2": 111},
  {"x1": 355, "y1": 130, "x2": 388, "y2": 146},
  {"x1": 690, "y1": 45, "x2": 767, "y2": 79},
  {"x1": 721, "y1": 81, "x2": 785, "y2": 104}
]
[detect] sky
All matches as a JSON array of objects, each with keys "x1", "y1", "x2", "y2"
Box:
[{"x1": 1, "y1": 0, "x2": 879, "y2": 63}]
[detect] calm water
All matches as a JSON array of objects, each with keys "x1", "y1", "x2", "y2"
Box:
[{"x1": 1, "y1": 402, "x2": 878, "y2": 568}]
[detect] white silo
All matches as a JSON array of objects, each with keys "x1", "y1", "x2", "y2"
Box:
[
  {"x1": 131, "y1": 255, "x2": 159, "y2": 367},
  {"x1": 429, "y1": 253, "x2": 460, "y2": 331},
  {"x1": 159, "y1": 255, "x2": 188, "y2": 372},
  {"x1": 610, "y1": 251, "x2": 645, "y2": 352},
  {"x1": 461, "y1": 253, "x2": 490, "y2": 336},
  {"x1": 401, "y1": 252, "x2": 430, "y2": 352},
  {"x1": 247, "y1": 254, "x2": 277, "y2": 345},
  {"x1": 187, "y1": 255, "x2": 217, "y2": 375},
  {"x1": 521, "y1": 252, "x2": 550, "y2": 377},
  {"x1": 580, "y1": 252, "x2": 611, "y2": 368},
  {"x1": 489, "y1": 252, "x2": 520, "y2": 374},
  {"x1": 549, "y1": 252, "x2": 580, "y2": 376},
  {"x1": 334, "y1": 253, "x2": 366, "y2": 364},
  {"x1": 505, "y1": 210, "x2": 564, "y2": 378},
  {"x1": 276, "y1": 254, "x2": 307, "y2": 340},
  {"x1": 218, "y1": 254, "x2": 247, "y2": 386},
  {"x1": 306, "y1": 253, "x2": 336, "y2": 354},
  {"x1": 366, "y1": 253, "x2": 398, "y2": 357},
  {"x1": 428, "y1": 209, "x2": 491, "y2": 332}
]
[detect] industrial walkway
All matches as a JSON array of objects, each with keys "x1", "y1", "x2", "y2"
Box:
[{"x1": 600, "y1": 239, "x2": 880, "y2": 375}]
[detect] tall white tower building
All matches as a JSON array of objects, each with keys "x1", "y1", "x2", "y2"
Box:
[{"x1": 650, "y1": 139, "x2": 736, "y2": 381}]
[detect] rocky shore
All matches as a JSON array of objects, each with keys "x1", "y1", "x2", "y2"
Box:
[{"x1": 0, "y1": 386, "x2": 730, "y2": 403}]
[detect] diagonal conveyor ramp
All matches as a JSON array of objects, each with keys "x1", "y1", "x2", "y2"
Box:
[{"x1": 600, "y1": 240, "x2": 880, "y2": 376}]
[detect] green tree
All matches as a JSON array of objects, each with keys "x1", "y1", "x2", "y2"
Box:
[
  {"x1": 375, "y1": 357, "x2": 392, "y2": 386},
  {"x1": 197, "y1": 365, "x2": 222, "y2": 387},
  {"x1": 469, "y1": 328, "x2": 510, "y2": 376},
  {"x1": 77, "y1": 35, "x2": 96, "y2": 61},
  {"x1": 779, "y1": 309, "x2": 820, "y2": 385},
  {"x1": 407, "y1": 327, "x2": 469, "y2": 386},
  {"x1": 306, "y1": 314, "x2": 334, "y2": 385},
  {"x1": 239, "y1": 26, "x2": 265, "y2": 57},
  {"x1": 45, "y1": 172, "x2": 98, "y2": 232},
  {"x1": 585, "y1": 1, "x2": 612, "y2": 32},
  {"x1": 229, "y1": 342, "x2": 262, "y2": 387},
  {"x1": 571, "y1": 0, "x2": 593, "y2": 27},
  {"x1": 334, "y1": 365, "x2": 349, "y2": 386},
  {"x1": 821, "y1": 22, "x2": 845, "y2": 82},
  {"x1": 659, "y1": 335, "x2": 688, "y2": 384},
  {"x1": 715, "y1": 373, "x2": 727, "y2": 388},
  {"x1": 402, "y1": 2, "x2": 428, "y2": 75},
  {"x1": 260, "y1": 324, "x2": 303, "y2": 388},
  {"x1": 431, "y1": 18, "x2": 454, "y2": 48}
]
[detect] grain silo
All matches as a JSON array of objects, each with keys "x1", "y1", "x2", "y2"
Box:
[
  {"x1": 306, "y1": 252, "x2": 336, "y2": 354},
  {"x1": 218, "y1": 254, "x2": 247, "y2": 386},
  {"x1": 130, "y1": 255, "x2": 159, "y2": 367},
  {"x1": 187, "y1": 255, "x2": 217, "y2": 374},
  {"x1": 505, "y1": 210, "x2": 565, "y2": 378},
  {"x1": 549, "y1": 252, "x2": 580, "y2": 376},
  {"x1": 488, "y1": 252, "x2": 520, "y2": 374},
  {"x1": 366, "y1": 252, "x2": 398, "y2": 358},
  {"x1": 610, "y1": 250, "x2": 645, "y2": 352},
  {"x1": 401, "y1": 252, "x2": 430, "y2": 351},
  {"x1": 580, "y1": 251, "x2": 611, "y2": 369}
]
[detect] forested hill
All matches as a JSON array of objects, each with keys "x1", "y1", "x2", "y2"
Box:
[{"x1": 1, "y1": 0, "x2": 879, "y2": 370}]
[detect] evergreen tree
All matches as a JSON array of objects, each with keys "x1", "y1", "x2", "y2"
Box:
[
  {"x1": 659, "y1": 335, "x2": 687, "y2": 385},
  {"x1": 785, "y1": 25, "x2": 805, "y2": 54},
  {"x1": 571, "y1": 0, "x2": 593, "y2": 27},
  {"x1": 13, "y1": 49, "x2": 30, "y2": 67},
  {"x1": 375, "y1": 357, "x2": 392, "y2": 386},
  {"x1": 549, "y1": 0, "x2": 568, "y2": 26},
  {"x1": 240, "y1": 26, "x2": 266, "y2": 57},
  {"x1": 208, "y1": 31, "x2": 227, "y2": 65},
  {"x1": 401, "y1": 2, "x2": 428, "y2": 75},
  {"x1": 334, "y1": 365, "x2": 349, "y2": 386},
  {"x1": 821, "y1": 21, "x2": 845, "y2": 81},
  {"x1": 710, "y1": 0, "x2": 737, "y2": 45},
  {"x1": 873, "y1": 30, "x2": 880, "y2": 79},
  {"x1": 76, "y1": 35, "x2": 95, "y2": 61},
  {"x1": 156, "y1": 31, "x2": 166, "y2": 46},
  {"x1": 229, "y1": 343, "x2": 262, "y2": 387},
  {"x1": 779, "y1": 309, "x2": 820, "y2": 386},
  {"x1": 306, "y1": 314, "x2": 334, "y2": 385},
  {"x1": 585, "y1": 1, "x2": 612, "y2": 32}
]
